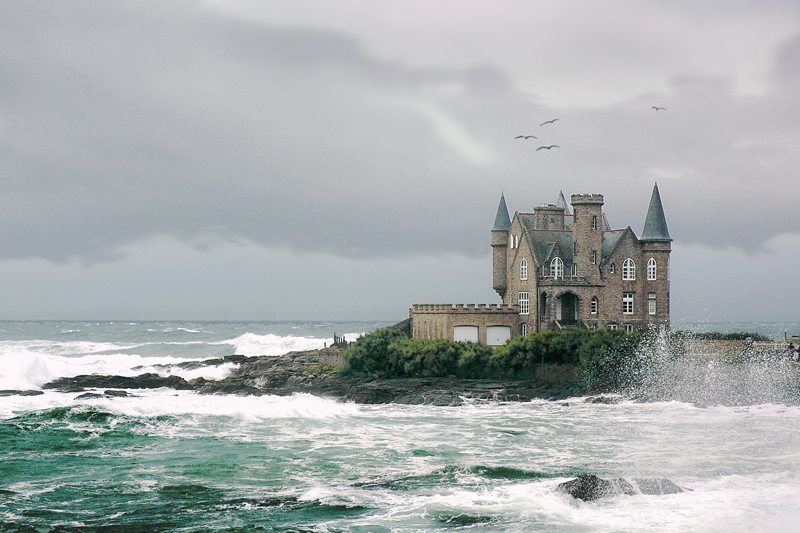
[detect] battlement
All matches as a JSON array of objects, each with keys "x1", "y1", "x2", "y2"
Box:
[
  {"x1": 570, "y1": 194, "x2": 604, "y2": 205},
  {"x1": 410, "y1": 303, "x2": 518, "y2": 313}
]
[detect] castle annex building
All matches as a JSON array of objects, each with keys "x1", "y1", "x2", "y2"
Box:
[{"x1": 410, "y1": 184, "x2": 672, "y2": 345}]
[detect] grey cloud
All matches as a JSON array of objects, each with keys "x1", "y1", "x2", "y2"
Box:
[{"x1": 0, "y1": 2, "x2": 797, "y2": 266}]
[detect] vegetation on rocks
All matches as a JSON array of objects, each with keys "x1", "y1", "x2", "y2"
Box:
[{"x1": 340, "y1": 327, "x2": 638, "y2": 380}]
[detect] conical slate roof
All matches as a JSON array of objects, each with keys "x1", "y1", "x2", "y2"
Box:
[
  {"x1": 640, "y1": 183, "x2": 671, "y2": 241},
  {"x1": 556, "y1": 190, "x2": 571, "y2": 214},
  {"x1": 492, "y1": 192, "x2": 512, "y2": 231}
]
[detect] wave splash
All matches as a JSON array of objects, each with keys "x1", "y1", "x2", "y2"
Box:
[{"x1": 590, "y1": 332, "x2": 800, "y2": 406}]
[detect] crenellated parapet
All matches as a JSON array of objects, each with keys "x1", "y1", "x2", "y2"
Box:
[
  {"x1": 410, "y1": 303, "x2": 518, "y2": 313},
  {"x1": 409, "y1": 302, "x2": 522, "y2": 345}
]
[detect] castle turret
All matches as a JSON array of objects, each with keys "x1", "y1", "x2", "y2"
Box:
[
  {"x1": 491, "y1": 193, "x2": 511, "y2": 299},
  {"x1": 640, "y1": 183, "x2": 671, "y2": 243},
  {"x1": 640, "y1": 183, "x2": 671, "y2": 325},
  {"x1": 570, "y1": 194, "x2": 604, "y2": 284}
]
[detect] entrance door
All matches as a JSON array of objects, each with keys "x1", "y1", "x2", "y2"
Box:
[{"x1": 556, "y1": 293, "x2": 579, "y2": 324}]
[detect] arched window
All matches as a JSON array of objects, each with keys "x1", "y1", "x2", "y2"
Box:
[
  {"x1": 520, "y1": 258, "x2": 528, "y2": 281},
  {"x1": 647, "y1": 258, "x2": 657, "y2": 280},
  {"x1": 591, "y1": 296, "x2": 598, "y2": 314},
  {"x1": 622, "y1": 258, "x2": 635, "y2": 280},
  {"x1": 550, "y1": 257, "x2": 563, "y2": 279}
]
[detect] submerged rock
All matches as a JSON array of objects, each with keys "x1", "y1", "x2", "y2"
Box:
[
  {"x1": 558, "y1": 474, "x2": 683, "y2": 501},
  {"x1": 0, "y1": 390, "x2": 44, "y2": 397}
]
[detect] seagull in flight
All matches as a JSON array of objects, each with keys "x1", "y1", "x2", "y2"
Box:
[
  {"x1": 514, "y1": 135, "x2": 537, "y2": 139},
  {"x1": 540, "y1": 119, "x2": 559, "y2": 126},
  {"x1": 652, "y1": 106, "x2": 666, "y2": 111},
  {"x1": 536, "y1": 145, "x2": 560, "y2": 151}
]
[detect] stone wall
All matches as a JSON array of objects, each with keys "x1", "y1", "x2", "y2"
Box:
[{"x1": 409, "y1": 304, "x2": 522, "y2": 344}]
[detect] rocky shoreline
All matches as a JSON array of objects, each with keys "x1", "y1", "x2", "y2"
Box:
[{"x1": 34, "y1": 347, "x2": 588, "y2": 406}]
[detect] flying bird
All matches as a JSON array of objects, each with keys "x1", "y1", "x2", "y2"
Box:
[
  {"x1": 652, "y1": 106, "x2": 666, "y2": 111},
  {"x1": 536, "y1": 145, "x2": 560, "y2": 151},
  {"x1": 540, "y1": 119, "x2": 559, "y2": 126},
  {"x1": 514, "y1": 135, "x2": 537, "y2": 139}
]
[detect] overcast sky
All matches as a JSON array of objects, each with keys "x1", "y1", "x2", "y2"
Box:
[{"x1": 1, "y1": 0, "x2": 798, "y2": 322}]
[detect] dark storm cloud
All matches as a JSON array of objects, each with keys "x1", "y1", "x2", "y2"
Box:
[{"x1": 0, "y1": 2, "x2": 797, "y2": 264}]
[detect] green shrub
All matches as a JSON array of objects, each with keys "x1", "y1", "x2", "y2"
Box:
[{"x1": 340, "y1": 327, "x2": 638, "y2": 380}]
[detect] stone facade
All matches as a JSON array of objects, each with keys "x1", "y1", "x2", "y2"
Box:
[
  {"x1": 410, "y1": 304, "x2": 521, "y2": 345},
  {"x1": 410, "y1": 184, "x2": 672, "y2": 342}
]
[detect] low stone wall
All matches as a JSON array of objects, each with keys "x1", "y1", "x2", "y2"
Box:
[{"x1": 409, "y1": 303, "x2": 522, "y2": 345}]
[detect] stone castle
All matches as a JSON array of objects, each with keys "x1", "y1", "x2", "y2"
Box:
[{"x1": 410, "y1": 184, "x2": 671, "y2": 345}]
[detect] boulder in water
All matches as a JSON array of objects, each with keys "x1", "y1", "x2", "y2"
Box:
[{"x1": 558, "y1": 474, "x2": 683, "y2": 501}]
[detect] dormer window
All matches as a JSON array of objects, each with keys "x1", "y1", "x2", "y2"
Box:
[
  {"x1": 520, "y1": 258, "x2": 528, "y2": 281},
  {"x1": 550, "y1": 257, "x2": 564, "y2": 279},
  {"x1": 623, "y1": 258, "x2": 635, "y2": 280}
]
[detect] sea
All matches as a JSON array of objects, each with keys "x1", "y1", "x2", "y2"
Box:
[{"x1": 2, "y1": 320, "x2": 800, "y2": 533}]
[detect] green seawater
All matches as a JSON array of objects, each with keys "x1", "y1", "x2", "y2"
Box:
[{"x1": 2, "y1": 321, "x2": 800, "y2": 532}]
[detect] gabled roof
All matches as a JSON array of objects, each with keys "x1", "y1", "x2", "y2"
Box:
[
  {"x1": 601, "y1": 229, "x2": 628, "y2": 259},
  {"x1": 518, "y1": 214, "x2": 573, "y2": 266},
  {"x1": 492, "y1": 192, "x2": 512, "y2": 232},
  {"x1": 641, "y1": 183, "x2": 671, "y2": 242}
]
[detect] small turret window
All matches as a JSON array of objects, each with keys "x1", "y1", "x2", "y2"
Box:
[
  {"x1": 591, "y1": 250, "x2": 597, "y2": 265},
  {"x1": 520, "y1": 259, "x2": 528, "y2": 281},
  {"x1": 647, "y1": 258, "x2": 657, "y2": 280},
  {"x1": 591, "y1": 296, "x2": 598, "y2": 314},
  {"x1": 610, "y1": 263, "x2": 615, "y2": 274},
  {"x1": 622, "y1": 258, "x2": 635, "y2": 280},
  {"x1": 592, "y1": 215, "x2": 597, "y2": 230},
  {"x1": 550, "y1": 257, "x2": 563, "y2": 279}
]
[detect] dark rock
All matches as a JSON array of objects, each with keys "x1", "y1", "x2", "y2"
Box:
[
  {"x1": 43, "y1": 373, "x2": 193, "y2": 391},
  {"x1": 558, "y1": 474, "x2": 684, "y2": 501},
  {"x1": 104, "y1": 389, "x2": 130, "y2": 397},
  {"x1": 584, "y1": 395, "x2": 623, "y2": 404},
  {"x1": 0, "y1": 390, "x2": 44, "y2": 397},
  {"x1": 558, "y1": 474, "x2": 635, "y2": 501},
  {"x1": 41, "y1": 347, "x2": 588, "y2": 404},
  {"x1": 76, "y1": 393, "x2": 103, "y2": 399},
  {"x1": 632, "y1": 478, "x2": 685, "y2": 495}
]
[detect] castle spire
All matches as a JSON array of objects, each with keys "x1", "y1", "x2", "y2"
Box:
[
  {"x1": 640, "y1": 183, "x2": 672, "y2": 241},
  {"x1": 492, "y1": 192, "x2": 512, "y2": 232},
  {"x1": 556, "y1": 190, "x2": 571, "y2": 214}
]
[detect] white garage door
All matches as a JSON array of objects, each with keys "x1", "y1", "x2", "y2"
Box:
[
  {"x1": 453, "y1": 325, "x2": 479, "y2": 343},
  {"x1": 486, "y1": 326, "x2": 511, "y2": 346}
]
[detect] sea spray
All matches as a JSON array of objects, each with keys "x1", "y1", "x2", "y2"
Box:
[{"x1": 587, "y1": 329, "x2": 800, "y2": 406}]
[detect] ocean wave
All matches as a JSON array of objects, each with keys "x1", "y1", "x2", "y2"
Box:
[
  {"x1": 0, "y1": 349, "x2": 237, "y2": 391},
  {"x1": 216, "y1": 332, "x2": 362, "y2": 357},
  {"x1": 0, "y1": 390, "x2": 359, "y2": 422}
]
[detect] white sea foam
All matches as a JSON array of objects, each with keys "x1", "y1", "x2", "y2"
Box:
[
  {"x1": 217, "y1": 332, "x2": 362, "y2": 357},
  {"x1": 0, "y1": 347, "x2": 236, "y2": 390},
  {"x1": 0, "y1": 389, "x2": 359, "y2": 421},
  {"x1": 0, "y1": 330, "x2": 364, "y2": 390}
]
